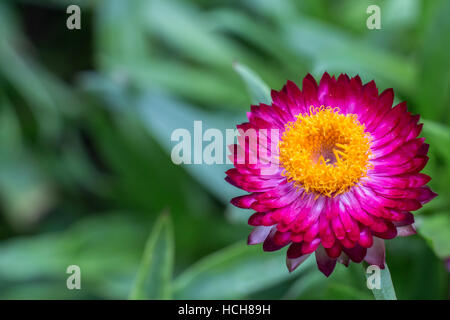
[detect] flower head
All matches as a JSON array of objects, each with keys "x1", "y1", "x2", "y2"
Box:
[{"x1": 226, "y1": 72, "x2": 437, "y2": 276}]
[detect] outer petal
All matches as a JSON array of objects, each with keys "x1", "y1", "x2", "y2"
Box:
[
  {"x1": 397, "y1": 224, "x2": 417, "y2": 237},
  {"x1": 302, "y1": 74, "x2": 319, "y2": 108},
  {"x1": 263, "y1": 228, "x2": 290, "y2": 251},
  {"x1": 285, "y1": 80, "x2": 307, "y2": 116},
  {"x1": 338, "y1": 253, "x2": 350, "y2": 267},
  {"x1": 287, "y1": 254, "x2": 311, "y2": 273},
  {"x1": 343, "y1": 244, "x2": 367, "y2": 263},
  {"x1": 364, "y1": 237, "x2": 385, "y2": 268},
  {"x1": 315, "y1": 245, "x2": 337, "y2": 277},
  {"x1": 247, "y1": 226, "x2": 272, "y2": 245}
]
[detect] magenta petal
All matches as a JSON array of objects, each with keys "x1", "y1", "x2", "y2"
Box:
[
  {"x1": 319, "y1": 215, "x2": 335, "y2": 248},
  {"x1": 303, "y1": 222, "x2": 320, "y2": 242},
  {"x1": 318, "y1": 72, "x2": 334, "y2": 103},
  {"x1": 370, "y1": 156, "x2": 429, "y2": 176},
  {"x1": 287, "y1": 242, "x2": 303, "y2": 259},
  {"x1": 302, "y1": 74, "x2": 319, "y2": 107},
  {"x1": 248, "y1": 212, "x2": 265, "y2": 226},
  {"x1": 364, "y1": 237, "x2": 385, "y2": 269},
  {"x1": 393, "y1": 212, "x2": 414, "y2": 227},
  {"x1": 286, "y1": 254, "x2": 310, "y2": 273},
  {"x1": 373, "y1": 221, "x2": 398, "y2": 239},
  {"x1": 315, "y1": 245, "x2": 337, "y2": 277},
  {"x1": 369, "y1": 173, "x2": 431, "y2": 189},
  {"x1": 273, "y1": 230, "x2": 292, "y2": 246},
  {"x1": 417, "y1": 186, "x2": 438, "y2": 204},
  {"x1": 325, "y1": 241, "x2": 342, "y2": 258},
  {"x1": 285, "y1": 80, "x2": 306, "y2": 116},
  {"x1": 343, "y1": 244, "x2": 367, "y2": 263},
  {"x1": 358, "y1": 226, "x2": 374, "y2": 248},
  {"x1": 331, "y1": 215, "x2": 346, "y2": 240},
  {"x1": 263, "y1": 228, "x2": 289, "y2": 251},
  {"x1": 231, "y1": 194, "x2": 258, "y2": 209},
  {"x1": 397, "y1": 224, "x2": 417, "y2": 237},
  {"x1": 247, "y1": 226, "x2": 272, "y2": 245},
  {"x1": 301, "y1": 238, "x2": 321, "y2": 254}
]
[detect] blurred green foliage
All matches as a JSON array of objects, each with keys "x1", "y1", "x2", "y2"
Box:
[{"x1": 0, "y1": 0, "x2": 448, "y2": 299}]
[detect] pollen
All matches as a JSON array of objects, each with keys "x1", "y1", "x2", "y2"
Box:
[{"x1": 278, "y1": 106, "x2": 373, "y2": 197}]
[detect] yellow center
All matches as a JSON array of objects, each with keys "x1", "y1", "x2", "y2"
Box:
[{"x1": 278, "y1": 106, "x2": 373, "y2": 197}]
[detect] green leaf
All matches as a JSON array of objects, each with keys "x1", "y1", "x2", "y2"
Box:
[
  {"x1": 0, "y1": 104, "x2": 55, "y2": 229},
  {"x1": 417, "y1": 0, "x2": 450, "y2": 122},
  {"x1": 0, "y1": 2, "x2": 82, "y2": 138},
  {"x1": 284, "y1": 16, "x2": 417, "y2": 94},
  {"x1": 422, "y1": 119, "x2": 450, "y2": 162},
  {"x1": 282, "y1": 272, "x2": 325, "y2": 299},
  {"x1": 142, "y1": 0, "x2": 235, "y2": 68},
  {"x1": 95, "y1": 0, "x2": 149, "y2": 64},
  {"x1": 233, "y1": 62, "x2": 271, "y2": 105},
  {"x1": 324, "y1": 283, "x2": 373, "y2": 300},
  {"x1": 386, "y1": 235, "x2": 448, "y2": 299},
  {"x1": 0, "y1": 215, "x2": 147, "y2": 299},
  {"x1": 81, "y1": 74, "x2": 243, "y2": 203},
  {"x1": 284, "y1": 263, "x2": 373, "y2": 300},
  {"x1": 136, "y1": 91, "x2": 243, "y2": 202},
  {"x1": 100, "y1": 58, "x2": 248, "y2": 110},
  {"x1": 418, "y1": 213, "x2": 450, "y2": 260},
  {"x1": 209, "y1": 9, "x2": 307, "y2": 80},
  {"x1": 173, "y1": 241, "x2": 314, "y2": 299},
  {"x1": 364, "y1": 262, "x2": 397, "y2": 300},
  {"x1": 129, "y1": 212, "x2": 174, "y2": 300}
]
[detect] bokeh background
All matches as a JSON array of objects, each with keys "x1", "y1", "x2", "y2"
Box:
[{"x1": 0, "y1": 0, "x2": 449, "y2": 299}]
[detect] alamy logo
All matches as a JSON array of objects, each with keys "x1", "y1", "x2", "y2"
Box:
[
  {"x1": 366, "y1": 265, "x2": 381, "y2": 290},
  {"x1": 170, "y1": 121, "x2": 280, "y2": 174},
  {"x1": 366, "y1": 5, "x2": 381, "y2": 30},
  {"x1": 66, "y1": 265, "x2": 81, "y2": 290},
  {"x1": 66, "y1": 5, "x2": 81, "y2": 30}
]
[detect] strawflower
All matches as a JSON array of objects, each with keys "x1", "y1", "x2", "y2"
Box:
[{"x1": 226, "y1": 72, "x2": 437, "y2": 276}]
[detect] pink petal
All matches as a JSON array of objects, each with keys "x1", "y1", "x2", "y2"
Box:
[
  {"x1": 247, "y1": 226, "x2": 272, "y2": 245},
  {"x1": 364, "y1": 237, "x2": 385, "y2": 268},
  {"x1": 397, "y1": 224, "x2": 417, "y2": 237},
  {"x1": 286, "y1": 254, "x2": 310, "y2": 273}
]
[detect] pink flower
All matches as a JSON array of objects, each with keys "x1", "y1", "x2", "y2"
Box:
[{"x1": 226, "y1": 72, "x2": 437, "y2": 277}]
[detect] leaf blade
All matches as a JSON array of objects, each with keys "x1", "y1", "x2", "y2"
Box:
[
  {"x1": 233, "y1": 62, "x2": 271, "y2": 105},
  {"x1": 173, "y1": 241, "x2": 314, "y2": 299},
  {"x1": 129, "y1": 212, "x2": 174, "y2": 300},
  {"x1": 364, "y1": 262, "x2": 397, "y2": 300}
]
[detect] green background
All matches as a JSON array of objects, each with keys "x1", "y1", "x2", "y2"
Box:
[{"x1": 0, "y1": 0, "x2": 448, "y2": 299}]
